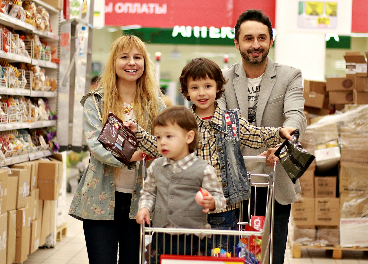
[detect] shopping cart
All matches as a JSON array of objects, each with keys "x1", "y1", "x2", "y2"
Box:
[{"x1": 139, "y1": 156, "x2": 276, "y2": 264}]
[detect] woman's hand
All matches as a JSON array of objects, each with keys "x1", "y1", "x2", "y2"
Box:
[{"x1": 124, "y1": 121, "x2": 138, "y2": 132}]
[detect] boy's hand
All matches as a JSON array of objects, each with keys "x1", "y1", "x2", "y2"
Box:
[
  {"x1": 130, "y1": 149, "x2": 146, "y2": 162},
  {"x1": 279, "y1": 127, "x2": 296, "y2": 140},
  {"x1": 195, "y1": 188, "x2": 215, "y2": 213},
  {"x1": 124, "y1": 121, "x2": 138, "y2": 132},
  {"x1": 136, "y1": 208, "x2": 150, "y2": 225}
]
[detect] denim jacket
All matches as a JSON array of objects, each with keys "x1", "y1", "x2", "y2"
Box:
[
  {"x1": 69, "y1": 88, "x2": 165, "y2": 220},
  {"x1": 215, "y1": 109, "x2": 250, "y2": 205}
]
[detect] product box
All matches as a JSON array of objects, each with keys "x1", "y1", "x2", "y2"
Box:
[
  {"x1": 304, "y1": 80, "x2": 327, "y2": 94},
  {"x1": 291, "y1": 198, "x2": 315, "y2": 226},
  {"x1": 353, "y1": 90, "x2": 368, "y2": 104},
  {"x1": 328, "y1": 91, "x2": 354, "y2": 104},
  {"x1": 40, "y1": 200, "x2": 51, "y2": 247},
  {"x1": 15, "y1": 207, "x2": 30, "y2": 264},
  {"x1": 7, "y1": 176, "x2": 18, "y2": 211},
  {"x1": 339, "y1": 162, "x2": 368, "y2": 192},
  {"x1": 340, "y1": 129, "x2": 368, "y2": 163},
  {"x1": 11, "y1": 162, "x2": 37, "y2": 191},
  {"x1": 314, "y1": 198, "x2": 340, "y2": 226},
  {"x1": 344, "y1": 52, "x2": 367, "y2": 77},
  {"x1": 316, "y1": 226, "x2": 339, "y2": 246},
  {"x1": 314, "y1": 147, "x2": 340, "y2": 172},
  {"x1": 340, "y1": 191, "x2": 367, "y2": 218},
  {"x1": 38, "y1": 160, "x2": 62, "y2": 200},
  {"x1": 42, "y1": 0, "x2": 63, "y2": 9},
  {"x1": 355, "y1": 76, "x2": 368, "y2": 91},
  {"x1": 0, "y1": 169, "x2": 8, "y2": 214},
  {"x1": 299, "y1": 169, "x2": 314, "y2": 198},
  {"x1": 30, "y1": 218, "x2": 41, "y2": 254},
  {"x1": 31, "y1": 189, "x2": 40, "y2": 221},
  {"x1": 340, "y1": 218, "x2": 368, "y2": 247},
  {"x1": 326, "y1": 76, "x2": 355, "y2": 91},
  {"x1": 288, "y1": 225, "x2": 316, "y2": 245},
  {"x1": 7, "y1": 210, "x2": 16, "y2": 264},
  {"x1": 303, "y1": 91, "x2": 325, "y2": 109},
  {"x1": 0, "y1": 212, "x2": 7, "y2": 264},
  {"x1": 304, "y1": 106, "x2": 331, "y2": 117},
  {"x1": 10, "y1": 168, "x2": 30, "y2": 209},
  {"x1": 314, "y1": 176, "x2": 336, "y2": 198}
]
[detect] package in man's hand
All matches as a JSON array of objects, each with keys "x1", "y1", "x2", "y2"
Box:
[
  {"x1": 274, "y1": 130, "x2": 315, "y2": 183},
  {"x1": 97, "y1": 112, "x2": 138, "y2": 165}
]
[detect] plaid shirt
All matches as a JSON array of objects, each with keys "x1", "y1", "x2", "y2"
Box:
[
  {"x1": 135, "y1": 104, "x2": 282, "y2": 211},
  {"x1": 138, "y1": 153, "x2": 226, "y2": 215}
]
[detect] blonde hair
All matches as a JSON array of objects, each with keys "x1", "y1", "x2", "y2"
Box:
[{"x1": 100, "y1": 35, "x2": 159, "y2": 132}]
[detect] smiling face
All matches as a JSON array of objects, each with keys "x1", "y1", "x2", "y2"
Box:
[
  {"x1": 186, "y1": 77, "x2": 218, "y2": 118},
  {"x1": 235, "y1": 20, "x2": 273, "y2": 66},
  {"x1": 115, "y1": 47, "x2": 145, "y2": 85},
  {"x1": 154, "y1": 122, "x2": 194, "y2": 161}
]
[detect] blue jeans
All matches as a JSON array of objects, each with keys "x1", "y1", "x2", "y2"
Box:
[
  {"x1": 207, "y1": 210, "x2": 238, "y2": 252},
  {"x1": 83, "y1": 192, "x2": 140, "y2": 264}
]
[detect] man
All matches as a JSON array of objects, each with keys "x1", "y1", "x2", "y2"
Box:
[{"x1": 218, "y1": 9, "x2": 307, "y2": 264}]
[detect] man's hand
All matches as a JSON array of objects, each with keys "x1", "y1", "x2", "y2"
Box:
[
  {"x1": 136, "y1": 208, "x2": 150, "y2": 225},
  {"x1": 258, "y1": 147, "x2": 279, "y2": 168}
]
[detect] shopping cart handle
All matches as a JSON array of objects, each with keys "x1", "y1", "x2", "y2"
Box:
[{"x1": 243, "y1": 156, "x2": 266, "y2": 163}]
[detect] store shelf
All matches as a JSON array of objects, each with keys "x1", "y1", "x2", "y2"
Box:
[
  {"x1": 0, "y1": 120, "x2": 57, "y2": 131},
  {"x1": 0, "y1": 150, "x2": 53, "y2": 166},
  {"x1": 0, "y1": 51, "x2": 32, "y2": 64}
]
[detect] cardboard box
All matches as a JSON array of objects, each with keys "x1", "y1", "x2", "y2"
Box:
[
  {"x1": 340, "y1": 191, "x2": 367, "y2": 218},
  {"x1": 314, "y1": 198, "x2": 340, "y2": 226},
  {"x1": 353, "y1": 90, "x2": 368, "y2": 104},
  {"x1": 38, "y1": 160, "x2": 62, "y2": 200},
  {"x1": 314, "y1": 147, "x2": 340, "y2": 171},
  {"x1": 40, "y1": 200, "x2": 51, "y2": 246},
  {"x1": 42, "y1": 0, "x2": 63, "y2": 9},
  {"x1": 344, "y1": 53, "x2": 367, "y2": 77},
  {"x1": 304, "y1": 80, "x2": 327, "y2": 94},
  {"x1": 304, "y1": 106, "x2": 331, "y2": 116},
  {"x1": 30, "y1": 218, "x2": 41, "y2": 254},
  {"x1": 11, "y1": 162, "x2": 37, "y2": 191},
  {"x1": 10, "y1": 168, "x2": 30, "y2": 209},
  {"x1": 316, "y1": 226, "x2": 339, "y2": 246},
  {"x1": 288, "y1": 225, "x2": 316, "y2": 245},
  {"x1": 340, "y1": 130, "x2": 368, "y2": 163},
  {"x1": 355, "y1": 77, "x2": 368, "y2": 91},
  {"x1": 7, "y1": 176, "x2": 18, "y2": 211},
  {"x1": 326, "y1": 76, "x2": 355, "y2": 91},
  {"x1": 291, "y1": 198, "x2": 315, "y2": 226},
  {"x1": 0, "y1": 212, "x2": 7, "y2": 264},
  {"x1": 299, "y1": 169, "x2": 314, "y2": 198},
  {"x1": 340, "y1": 218, "x2": 368, "y2": 247},
  {"x1": 31, "y1": 189, "x2": 40, "y2": 221},
  {"x1": 314, "y1": 176, "x2": 336, "y2": 198},
  {"x1": 0, "y1": 169, "x2": 8, "y2": 214},
  {"x1": 7, "y1": 210, "x2": 16, "y2": 264},
  {"x1": 304, "y1": 91, "x2": 325, "y2": 109},
  {"x1": 15, "y1": 207, "x2": 30, "y2": 263},
  {"x1": 340, "y1": 162, "x2": 368, "y2": 192},
  {"x1": 329, "y1": 91, "x2": 354, "y2": 104}
]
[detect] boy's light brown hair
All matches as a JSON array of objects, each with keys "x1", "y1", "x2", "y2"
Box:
[
  {"x1": 179, "y1": 57, "x2": 227, "y2": 101},
  {"x1": 153, "y1": 105, "x2": 199, "y2": 153}
]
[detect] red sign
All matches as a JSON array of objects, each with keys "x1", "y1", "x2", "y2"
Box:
[
  {"x1": 104, "y1": 0, "x2": 276, "y2": 28},
  {"x1": 352, "y1": 0, "x2": 368, "y2": 33}
]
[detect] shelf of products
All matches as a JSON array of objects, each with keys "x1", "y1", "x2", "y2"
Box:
[{"x1": 0, "y1": 0, "x2": 60, "y2": 166}]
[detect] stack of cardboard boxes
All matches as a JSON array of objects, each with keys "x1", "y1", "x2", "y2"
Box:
[
  {"x1": 289, "y1": 104, "x2": 368, "y2": 248},
  {"x1": 0, "y1": 156, "x2": 64, "y2": 264}
]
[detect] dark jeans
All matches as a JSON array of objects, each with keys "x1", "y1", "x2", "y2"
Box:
[
  {"x1": 207, "y1": 210, "x2": 238, "y2": 253},
  {"x1": 240, "y1": 187, "x2": 291, "y2": 264},
  {"x1": 148, "y1": 233, "x2": 212, "y2": 264},
  {"x1": 83, "y1": 192, "x2": 140, "y2": 264}
]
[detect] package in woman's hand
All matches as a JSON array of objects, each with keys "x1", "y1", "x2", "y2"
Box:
[
  {"x1": 97, "y1": 112, "x2": 138, "y2": 165},
  {"x1": 274, "y1": 130, "x2": 315, "y2": 183}
]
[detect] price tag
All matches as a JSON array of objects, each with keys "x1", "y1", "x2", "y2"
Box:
[{"x1": 317, "y1": 17, "x2": 330, "y2": 26}]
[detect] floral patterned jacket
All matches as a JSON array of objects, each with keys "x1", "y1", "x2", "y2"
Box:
[{"x1": 69, "y1": 87, "x2": 165, "y2": 220}]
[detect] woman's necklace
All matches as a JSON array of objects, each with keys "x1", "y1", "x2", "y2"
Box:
[{"x1": 123, "y1": 103, "x2": 133, "y2": 115}]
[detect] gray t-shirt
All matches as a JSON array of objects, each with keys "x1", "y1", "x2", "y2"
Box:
[{"x1": 247, "y1": 75, "x2": 263, "y2": 125}]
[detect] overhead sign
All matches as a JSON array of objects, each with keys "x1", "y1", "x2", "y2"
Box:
[{"x1": 104, "y1": 0, "x2": 276, "y2": 28}]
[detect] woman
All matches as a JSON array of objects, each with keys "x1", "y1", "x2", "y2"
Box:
[{"x1": 69, "y1": 35, "x2": 165, "y2": 264}]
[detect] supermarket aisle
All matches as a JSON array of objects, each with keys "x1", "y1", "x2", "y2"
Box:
[{"x1": 24, "y1": 190, "x2": 368, "y2": 264}]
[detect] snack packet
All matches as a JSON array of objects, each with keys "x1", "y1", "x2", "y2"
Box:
[
  {"x1": 274, "y1": 130, "x2": 315, "y2": 183},
  {"x1": 97, "y1": 112, "x2": 138, "y2": 165}
]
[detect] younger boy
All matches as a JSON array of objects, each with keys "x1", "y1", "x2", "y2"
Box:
[{"x1": 135, "y1": 106, "x2": 226, "y2": 261}]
